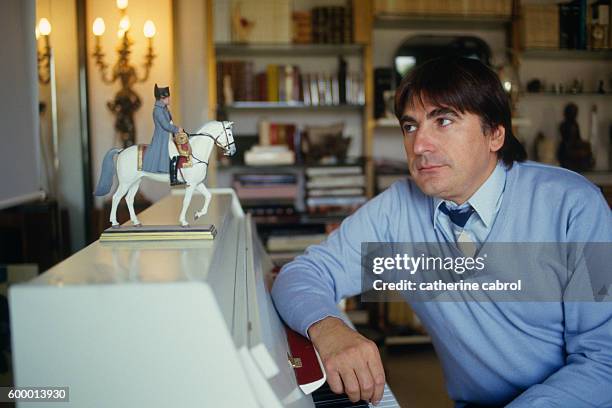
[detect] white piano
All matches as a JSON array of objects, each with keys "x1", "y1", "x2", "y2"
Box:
[{"x1": 9, "y1": 190, "x2": 400, "y2": 407}]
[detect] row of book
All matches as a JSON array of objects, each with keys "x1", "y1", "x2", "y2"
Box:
[
  {"x1": 305, "y1": 165, "x2": 366, "y2": 215},
  {"x1": 292, "y1": 4, "x2": 353, "y2": 44},
  {"x1": 216, "y1": 61, "x2": 364, "y2": 106},
  {"x1": 233, "y1": 173, "x2": 298, "y2": 203},
  {"x1": 523, "y1": 1, "x2": 611, "y2": 50}
]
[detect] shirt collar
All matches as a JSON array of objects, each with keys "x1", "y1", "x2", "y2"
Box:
[
  {"x1": 432, "y1": 161, "x2": 506, "y2": 228},
  {"x1": 154, "y1": 100, "x2": 165, "y2": 108}
]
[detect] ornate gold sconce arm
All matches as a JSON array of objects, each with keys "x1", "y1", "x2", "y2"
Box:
[
  {"x1": 92, "y1": 36, "x2": 115, "y2": 84},
  {"x1": 38, "y1": 36, "x2": 52, "y2": 85},
  {"x1": 138, "y1": 38, "x2": 156, "y2": 83}
]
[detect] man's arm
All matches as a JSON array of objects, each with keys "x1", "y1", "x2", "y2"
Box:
[
  {"x1": 506, "y1": 302, "x2": 612, "y2": 408},
  {"x1": 508, "y1": 185, "x2": 612, "y2": 407},
  {"x1": 308, "y1": 317, "x2": 386, "y2": 404},
  {"x1": 271, "y1": 184, "x2": 400, "y2": 404}
]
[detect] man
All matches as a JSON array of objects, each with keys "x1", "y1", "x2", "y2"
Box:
[
  {"x1": 272, "y1": 57, "x2": 612, "y2": 407},
  {"x1": 142, "y1": 84, "x2": 185, "y2": 186}
]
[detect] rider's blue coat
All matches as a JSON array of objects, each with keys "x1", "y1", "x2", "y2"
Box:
[{"x1": 142, "y1": 100, "x2": 179, "y2": 173}]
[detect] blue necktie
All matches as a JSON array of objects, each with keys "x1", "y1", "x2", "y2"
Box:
[{"x1": 439, "y1": 202, "x2": 475, "y2": 228}]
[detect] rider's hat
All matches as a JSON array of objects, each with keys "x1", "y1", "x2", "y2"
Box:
[{"x1": 154, "y1": 83, "x2": 170, "y2": 100}]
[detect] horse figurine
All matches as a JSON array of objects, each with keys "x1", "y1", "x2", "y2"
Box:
[{"x1": 94, "y1": 120, "x2": 236, "y2": 227}]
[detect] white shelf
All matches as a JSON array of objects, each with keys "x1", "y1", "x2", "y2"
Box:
[
  {"x1": 519, "y1": 92, "x2": 612, "y2": 98},
  {"x1": 374, "y1": 14, "x2": 511, "y2": 30},
  {"x1": 374, "y1": 118, "x2": 399, "y2": 128},
  {"x1": 224, "y1": 102, "x2": 365, "y2": 111},
  {"x1": 522, "y1": 49, "x2": 612, "y2": 60}
]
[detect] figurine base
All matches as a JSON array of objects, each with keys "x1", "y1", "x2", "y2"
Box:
[{"x1": 100, "y1": 224, "x2": 216, "y2": 242}]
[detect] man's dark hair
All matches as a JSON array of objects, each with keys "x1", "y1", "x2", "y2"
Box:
[{"x1": 394, "y1": 56, "x2": 526, "y2": 167}]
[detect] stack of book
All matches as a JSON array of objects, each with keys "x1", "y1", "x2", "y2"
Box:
[
  {"x1": 305, "y1": 165, "x2": 366, "y2": 215},
  {"x1": 311, "y1": 5, "x2": 353, "y2": 44},
  {"x1": 244, "y1": 145, "x2": 295, "y2": 166},
  {"x1": 233, "y1": 173, "x2": 298, "y2": 202}
]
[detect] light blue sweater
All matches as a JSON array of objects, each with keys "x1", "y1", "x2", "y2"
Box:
[{"x1": 271, "y1": 161, "x2": 612, "y2": 407}]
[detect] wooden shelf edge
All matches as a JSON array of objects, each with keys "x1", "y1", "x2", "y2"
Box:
[
  {"x1": 215, "y1": 43, "x2": 364, "y2": 57},
  {"x1": 385, "y1": 335, "x2": 432, "y2": 346},
  {"x1": 521, "y1": 49, "x2": 612, "y2": 60}
]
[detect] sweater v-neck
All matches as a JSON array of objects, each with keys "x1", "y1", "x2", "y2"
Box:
[{"x1": 431, "y1": 163, "x2": 517, "y2": 256}]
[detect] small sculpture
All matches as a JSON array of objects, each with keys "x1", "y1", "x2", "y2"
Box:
[
  {"x1": 557, "y1": 103, "x2": 594, "y2": 172},
  {"x1": 142, "y1": 84, "x2": 184, "y2": 186},
  {"x1": 94, "y1": 119, "x2": 236, "y2": 228}
]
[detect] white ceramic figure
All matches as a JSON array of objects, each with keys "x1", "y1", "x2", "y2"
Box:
[{"x1": 94, "y1": 120, "x2": 236, "y2": 227}]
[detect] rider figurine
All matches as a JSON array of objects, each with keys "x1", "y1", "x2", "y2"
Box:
[{"x1": 141, "y1": 84, "x2": 185, "y2": 186}]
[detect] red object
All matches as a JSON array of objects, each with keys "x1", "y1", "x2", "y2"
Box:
[
  {"x1": 284, "y1": 326, "x2": 325, "y2": 391},
  {"x1": 175, "y1": 142, "x2": 191, "y2": 169}
]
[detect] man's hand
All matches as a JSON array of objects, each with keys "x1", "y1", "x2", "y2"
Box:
[{"x1": 308, "y1": 317, "x2": 386, "y2": 405}]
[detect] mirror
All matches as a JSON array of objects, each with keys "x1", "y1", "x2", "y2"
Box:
[{"x1": 393, "y1": 35, "x2": 492, "y2": 84}]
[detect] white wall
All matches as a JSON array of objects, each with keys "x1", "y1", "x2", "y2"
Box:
[
  {"x1": 87, "y1": 0, "x2": 174, "y2": 206},
  {"x1": 173, "y1": 0, "x2": 211, "y2": 131}
]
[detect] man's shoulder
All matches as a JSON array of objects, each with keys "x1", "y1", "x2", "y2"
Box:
[{"x1": 513, "y1": 161, "x2": 601, "y2": 197}]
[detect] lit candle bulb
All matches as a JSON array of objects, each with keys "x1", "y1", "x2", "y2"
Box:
[
  {"x1": 38, "y1": 18, "x2": 52, "y2": 36},
  {"x1": 119, "y1": 15, "x2": 130, "y2": 32},
  {"x1": 92, "y1": 17, "x2": 106, "y2": 36},
  {"x1": 143, "y1": 20, "x2": 156, "y2": 38},
  {"x1": 116, "y1": 0, "x2": 128, "y2": 10}
]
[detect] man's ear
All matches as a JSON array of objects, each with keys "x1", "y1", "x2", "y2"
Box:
[{"x1": 489, "y1": 125, "x2": 505, "y2": 153}]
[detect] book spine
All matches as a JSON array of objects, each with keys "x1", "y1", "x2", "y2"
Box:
[
  {"x1": 338, "y1": 57, "x2": 347, "y2": 104},
  {"x1": 267, "y1": 64, "x2": 279, "y2": 102},
  {"x1": 578, "y1": 0, "x2": 587, "y2": 49}
]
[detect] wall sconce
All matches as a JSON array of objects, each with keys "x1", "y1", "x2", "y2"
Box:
[
  {"x1": 91, "y1": 0, "x2": 156, "y2": 147},
  {"x1": 36, "y1": 18, "x2": 52, "y2": 85}
]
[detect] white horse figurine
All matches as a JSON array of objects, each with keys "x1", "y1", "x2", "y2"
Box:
[{"x1": 94, "y1": 120, "x2": 236, "y2": 227}]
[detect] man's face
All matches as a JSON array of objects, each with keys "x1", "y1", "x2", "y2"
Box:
[
  {"x1": 162, "y1": 96, "x2": 170, "y2": 106},
  {"x1": 400, "y1": 100, "x2": 504, "y2": 204}
]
